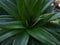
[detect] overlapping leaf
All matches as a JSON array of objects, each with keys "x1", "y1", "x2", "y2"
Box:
[
  {"x1": 43, "y1": 27, "x2": 60, "y2": 41},
  {"x1": 0, "y1": 30, "x2": 22, "y2": 42},
  {"x1": 0, "y1": 15, "x2": 25, "y2": 29},
  {"x1": 44, "y1": 22, "x2": 60, "y2": 33},
  {"x1": 12, "y1": 32, "x2": 29, "y2": 45},
  {"x1": 27, "y1": 27, "x2": 60, "y2": 45},
  {"x1": 16, "y1": 0, "x2": 28, "y2": 25},
  {"x1": 32, "y1": 12, "x2": 55, "y2": 27},
  {"x1": 0, "y1": 0, "x2": 20, "y2": 20},
  {"x1": 50, "y1": 12, "x2": 60, "y2": 20},
  {"x1": 0, "y1": 21, "x2": 25, "y2": 29}
]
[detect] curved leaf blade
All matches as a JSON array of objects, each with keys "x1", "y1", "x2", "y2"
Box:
[
  {"x1": 43, "y1": 27, "x2": 60, "y2": 41},
  {"x1": 44, "y1": 22, "x2": 60, "y2": 33},
  {"x1": 27, "y1": 27, "x2": 60, "y2": 45},
  {"x1": 16, "y1": 0, "x2": 28, "y2": 25},
  {"x1": 0, "y1": 30, "x2": 22, "y2": 42},
  {"x1": 12, "y1": 32, "x2": 29, "y2": 45},
  {"x1": 50, "y1": 12, "x2": 60, "y2": 20},
  {"x1": 0, "y1": 0, "x2": 19, "y2": 20},
  {"x1": 0, "y1": 21, "x2": 25, "y2": 29}
]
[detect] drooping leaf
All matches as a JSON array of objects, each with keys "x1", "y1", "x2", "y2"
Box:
[
  {"x1": 0, "y1": 29, "x2": 11, "y2": 36},
  {"x1": 0, "y1": 15, "x2": 14, "y2": 22},
  {"x1": 1, "y1": 37, "x2": 13, "y2": 45},
  {"x1": 50, "y1": 12, "x2": 60, "y2": 20},
  {"x1": 44, "y1": 22, "x2": 60, "y2": 33},
  {"x1": 27, "y1": 27, "x2": 60, "y2": 45},
  {"x1": 0, "y1": 0, "x2": 20, "y2": 20},
  {"x1": 32, "y1": 12, "x2": 55, "y2": 27},
  {"x1": 0, "y1": 30, "x2": 22, "y2": 42},
  {"x1": 43, "y1": 27, "x2": 60, "y2": 41},
  {"x1": 12, "y1": 32, "x2": 29, "y2": 45},
  {"x1": 0, "y1": 21, "x2": 25, "y2": 29},
  {"x1": 42, "y1": 0, "x2": 54, "y2": 13},
  {"x1": 0, "y1": 15, "x2": 24, "y2": 29}
]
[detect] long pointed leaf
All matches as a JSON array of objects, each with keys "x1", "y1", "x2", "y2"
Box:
[
  {"x1": 16, "y1": 0, "x2": 28, "y2": 25},
  {"x1": 0, "y1": 21, "x2": 25, "y2": 29},
  {"x1": 43, "y1": 27, "x2": 60, "y2": 41},
  {"x1": 50, "y1": 12, "x2": 60, "y2": 20},
  {"x1": 27, "y1": 27, "x2": 60, "y2": 45},
  {"x1": 0, "y1": 0, "x2": 19, "y2": 20},
  {"x1": 44, "y1": 22, "x2": 60, "y2": 33},
  {"x1": 0, "y1": 30, "x2": 22, "y2": 42},
  {"x1": 12, "y1": 32, "x2": 29, "y2": 45}
]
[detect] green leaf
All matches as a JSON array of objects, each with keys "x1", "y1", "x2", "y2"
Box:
[
  {"x1": 50, "y1": 12, "x2": 60, "y2": 20},
  {"x1": 0, "y1": 15, "x2": 11, "y2": 18},
  {"x1": 0, "y1": 0, "x2": 19, "y2": 20},
  {"x1": 0, "y1": 29, "x2": 11, "y2": 36},
  {"x1": 0, "y1": 18, "x2": 13, "y2": 22},
  {"x1": 43, "y1": 27, "x2": 60, "y2": 41},
  {"x1": 25, "y1": 0, "x2": 36, "y2": 10},
  {"x1": 10, "y1": 0, "x2": 16, "y2": 4},
  {"x1": 32, "y1": 12, "x2": 55, "y2": 27},
  {"x1": 27, "y1": 27, "x2": 60, "y2": 45},
  {"x1": 16, "y1": 0, "x2": 28, "y2": 25},
  {"x1": 0, "y1": 21, "x2": 25, "y2": 29},
  {"x1": 0, "y1": 15, "x2": 24, "y2": 29},
  {"x1": 42, "y1": 0, "x2": 54, "y2": 13},
  {"x1": 32, "y1": 0, "x2": 53, "y2": 21},
  {"x1": 0, "y1": 30, "x2": 22, "y2": 42},
  {"x1": 12, "y1": 32, "x2": 29, "y2": 45},
  {"x1": 32, "y1": 0, "x2": 45, "y2": 20},
  {"x1": 44, "y1": 22, "x2": 60, "y2": 33},
  {"x1": 24, "y1": 0, "x2": 38, "y2": 25},
  {"x1": 0, "y1": 15, "x2": 14, "y2": 22},
  {"x1": 1, "y1": 37, "x2": 13, "y2": 45}
]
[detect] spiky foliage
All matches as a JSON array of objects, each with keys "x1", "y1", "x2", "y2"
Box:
[{"x1": 0, "y1": 0, "x2": 60, "y2": 45}]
